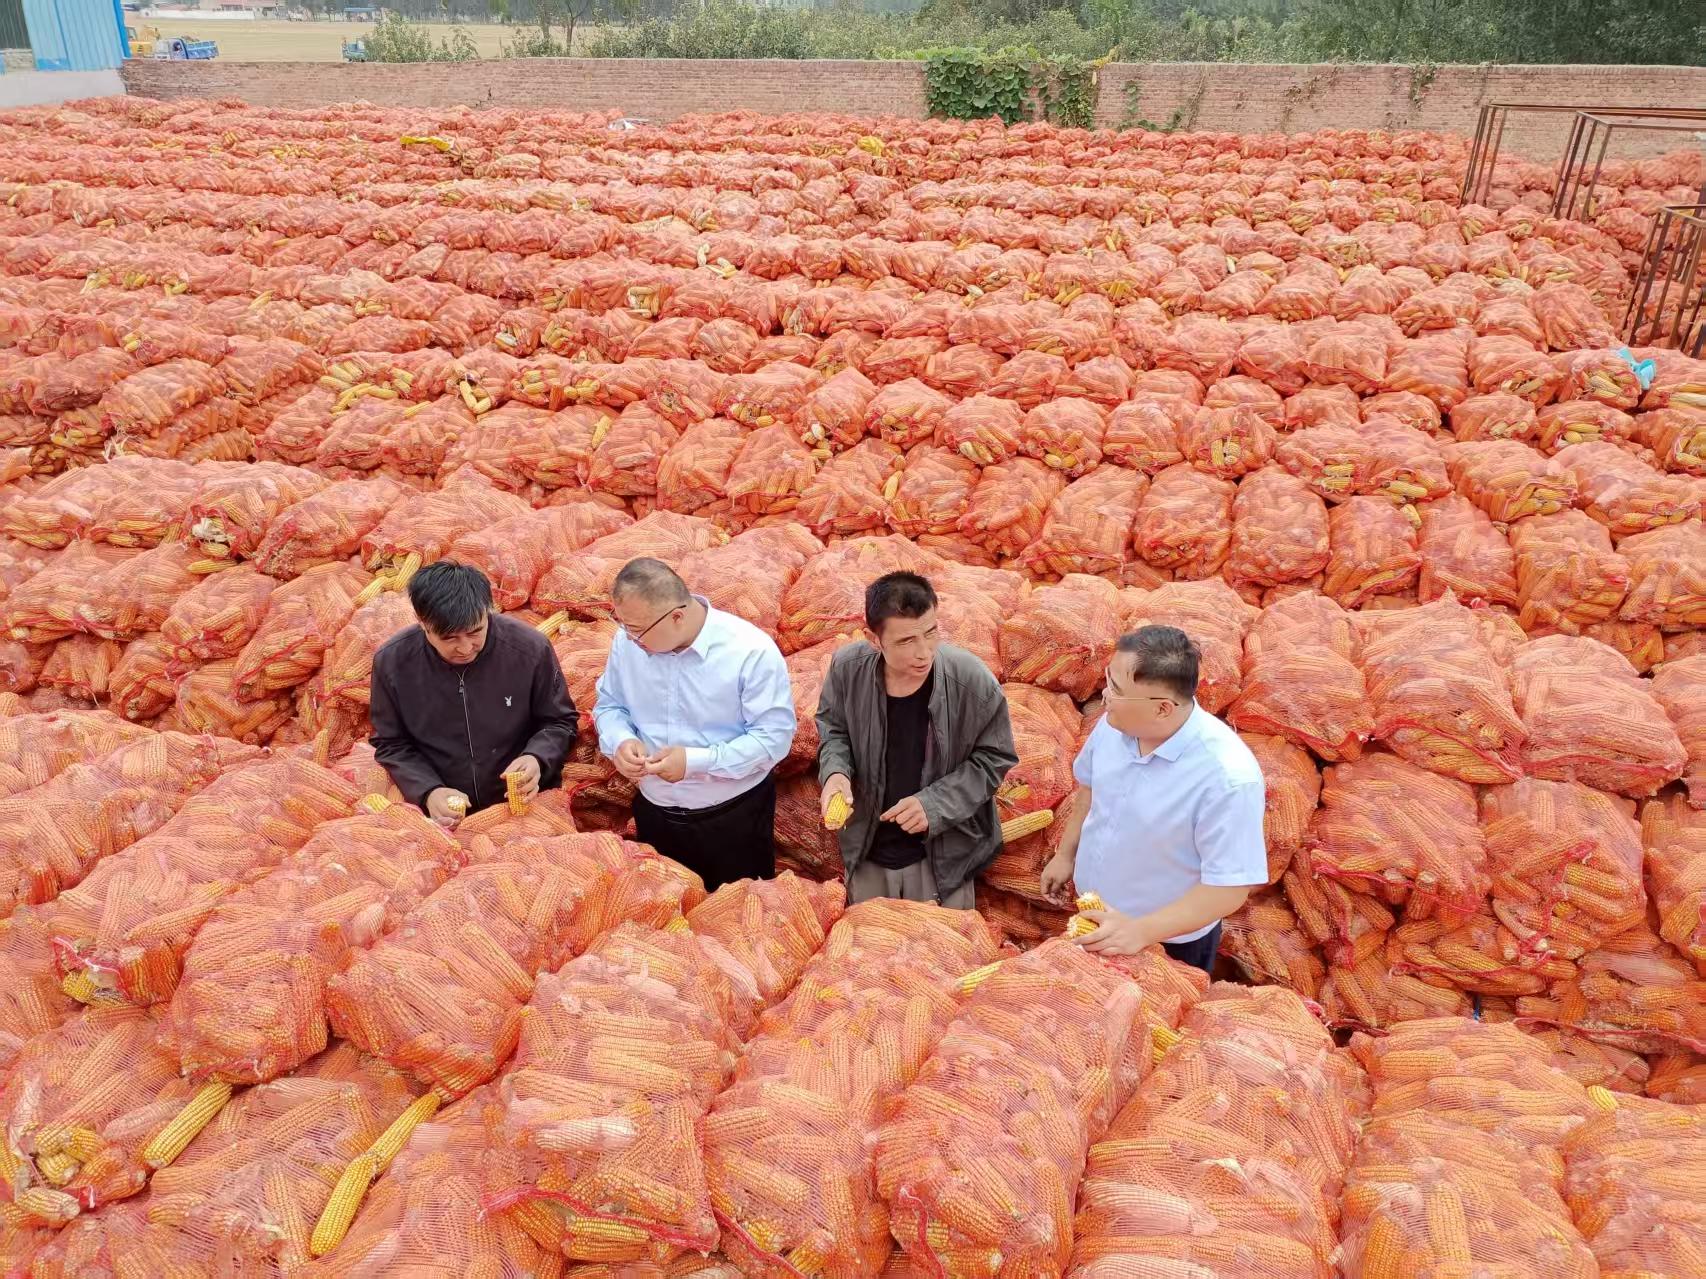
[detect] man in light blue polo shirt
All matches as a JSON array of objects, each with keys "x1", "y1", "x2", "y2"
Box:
[{"x1": 1040, "y1": 624, "x2": 1266, "y2": 973}]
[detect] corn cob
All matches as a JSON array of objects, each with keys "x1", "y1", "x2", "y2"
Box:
[
  {"x1": 823, "y1": 791, "x2": 852, "y2": 832},
  {"x1": 999, "y1": 808, "x2": 1053, "y2": 843}
]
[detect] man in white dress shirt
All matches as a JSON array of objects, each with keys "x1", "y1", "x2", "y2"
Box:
[
  {"x1": 1040, "y1": 624, "x2": 1267, "y2": 973},
  {"x1": 594, "y1": 557, "x2": 795, "y2": 890}
]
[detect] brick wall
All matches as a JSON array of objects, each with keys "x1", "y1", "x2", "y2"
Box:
[{"x1": 120, "y1": 57, "x2": 1706, "y2": 159}]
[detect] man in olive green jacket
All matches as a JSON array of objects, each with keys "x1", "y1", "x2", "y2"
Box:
[{"x1": 815, "y1": 572, "x2": 1017, "y2": 908}]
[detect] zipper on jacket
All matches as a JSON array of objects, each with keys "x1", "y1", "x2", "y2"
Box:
[{"x1": 458, "y1": 672, "x2": 481, "y2": 807}]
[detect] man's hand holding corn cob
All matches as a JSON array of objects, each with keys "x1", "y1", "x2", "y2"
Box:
[{"x1": 820, "y1": 773, "x2": 854, "y2": 829}]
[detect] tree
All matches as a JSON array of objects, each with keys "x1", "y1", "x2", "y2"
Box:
[{"x1": 487, "y1": 0, "x2": 508, "y2": 21}]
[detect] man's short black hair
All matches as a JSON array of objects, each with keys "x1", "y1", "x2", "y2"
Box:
[
  {"x1": 407, "y1": 560, "x2": 493, "y2": 636},
  {"x1": 1115, "y1": 625, "x2": 1200, "y2": 703},
  {"x1": 865, "y1": 571, "x2": 938, "y2": 635},
  {"x1": 612, "y1": 557, "x2": 690, "y2": 608}
]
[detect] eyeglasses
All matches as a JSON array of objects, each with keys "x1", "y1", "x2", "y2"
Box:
[
  {"x1": 621, "y1": 601, "x2": 688, "y2": 643},
  {"x1": 1102, "y1": 675, "x2": 1175, "y2": 707}
]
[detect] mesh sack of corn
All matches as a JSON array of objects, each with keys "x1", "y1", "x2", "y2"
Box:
[
  {"x1": 1631, "y1": 406, "x2": 1706, "y2": 476},
  {"x1": 159, "y1": 798, "x2": 462, "y2": 1086},
  {"x1": 302, "y1": 592, "x2": 417, "y2": 748},
  {"x1": 158, "y1": 563, "x2": 280, "y2": 668},
  {"x1": 1307, "y1": 752, "x2": 1490, "y2": 920},
  {"x1": 1511, "y1": 635, "x2": 1686, "y2": 796},
  {"x1": 449, "y1": 500, "x2": 634, "y2": 613},
  {"x1": 37, "y1": 635, "x2": 125, "y2": 702},
  {"x1": 435, "y1": 403, "x2": 564, "y2": 494},
  {"x1": 251, "y1": 474, "x2": 412, "y2": 581},
  {"x1": 1617, "y1": 521, "x2": 1706, "y2": 632},
  {"x1": 110, "y1": 635, "x2": 179, "y2": 723},
  {"x1": 81, "y1": 458, "x2": 213, "y2": 550},
  {"x1": 1645, "y1": 789, "x2": 1706, "y2": 975},
  {"x1": 1534, "y1": 282, "x2": 1618, "y2": 351},
  {"x1": 113, "y1": 401, "x2": 251, "y2": 464},
  {"x1": 312, "y1": 397, "x2": 412, "y2": 474},
  {"x1": 585, "y1": 403, "x2": 683, "y2": 501},
  {"x1": 1483, "y1": 776, "x2": 1648, "y2": 964},
  {"x1": 1535, "y1": 400, "x2": 1636, "y2": 453},
  {"x1": 1449, "y1": 391, "x2": 1538, "y2": 442},
  {"x1": 996, "y1": 573, "x2": 1131, "y2": 703},
  {"x1": 96, "y1": 359, "x2": 226, "y2": 437},
  {"x1": 1203, "y1": 374, "x2": 1284, "y2": 427},
  {"x1": 773, "y1": 772, "x2": 844, "y2": 881},
  {"x1": 1282, "y1": 855, "x2": 1400, "y2": 968},
  {"x1": 43, "y1": 752, "x2": 362, "y2": 1005},
  {"x1": 1178, "y1": 403, "x2": 1277, "y2": 481},
  {"x1": 866, "y1": 343, "x2": 950, "y2": 394},
  {"x1": 0, "y1": 707, "x2": 153, "y2": 798},
  {"x1": 680, "y1": 524, "x2": 823, "y2": 637},
  {"x1": 1123, "y1": 578, "x2": 1255, "y2": 714},
  {"x1": 326, "y1": 834, "x2": 703, "y2": 1100},
  {"x1": 3, "y1": 542, "x2": 138, "y2": 644},
  {"x1": 647, "y1": 361, "x2": 728, "y2": 431},
  {"x1": 1318, "y1": 952, "x2": 1471, "y2": 1030},
  {"x1": 1132, "y1": 462, "x2": 1235, "y2": 581},
  {"x1": 997, "y1": 683, "x2": 1081, "y2": 823},
  {"x1": 931, "y1": 562, "x2": 1027, "y2": 681},
  {"x1": 30, "y1": 1043, "x2": 421, "y2": 1278},
  {"x1": 218, "y1": 336, "x2": 323, "y2": 406},
  {"x1": 718, "y1": 362, "x2": 824, "y2": 427},
  {"x1": 360, "y1": 474, "x2": 532, "y2": 574},
  {"x1": 1274, "y1": 420, "x2": 1375, "y2": 500},
  {"x1": 1238, "y1": 731, "x2": 1323, "y2": 883},
  {"x1": 1561, "y1": 1092, "x2": 1706, "y2": 1279},
  {"x1": 955, "y1": 457, "x2": 1064, "y2": 561},
  {"x1": 973, "y1": 882, "x2": 1072, "y2": 949},
  {"x1": 1015, "y1": 397, "x2": 1108, "y2": 478},
  {"x1": 1416, "y1": 493, "x2": 1520, "y2": 607},
  {"x1": 926, "y1": 344, "x2": 1011, "y2": 402},
  {"x1": 1303, "y1": 326, "x2": 1390, "y2": 395},
  {"x1": 499, "y1": 404, "x2": 611, "y2": 494},
  {"x1": 175, "y1": 657, "x2": 297, "y2": 745},
  {"x1": 1554, "y1": 440, "x2": 1701, "y2": 539},
  {"x1": 1468, "y1": 334, "x2": 1568, "y2": 404},
  {"x1": 534, "y1": 512, "x2": 725, "y2": 622},
  {"x1": 229, "y1": 560, "x2": 372, "y2": 703},
  {"x1": 183, "y1": 460, "x2": 329, "y2": 563},
  {"x1": 1362, "y1": 414, "x2": 1451, "y2": 503},
  {"x1": 0, "y1": 1003, "x2": 203, "y2": 1223},
  {"x1": 1018, "y1": 466, "x2": 1147, "y2": 581},
  {"x1": 1067, "y1": 982, "x2": 1365, "y2": 1278},
  {"x1": 1511, "y1": 508, "x2": 1631, "y2": 633},
  {"x1": 1222, "y1": 888, "x2": 1328, "y2": 994},
  {"x1": 778, "y1": 535, "x2": 939, "y2": 654},
  {"x1": 704, "y1": 898, "x2": 1001, "y2": 1277},
  {"x1": 117, "y1": 320, "x2": 228, "y2": 369},
  {"x1": 1225, "y1": 467, "x2": 1330, "y2": 590},
  {"x1": 937, "y1": 394, "x2": 1026, "y2": 468},
  {"x1": 687, "y1": 872, "x2": 847, "y2": 1031},
  {"x1": 778, "y1": 634, "x2": 859, "y2": 778},
  {"x1": 0, "y1": 910, "x2": 78, "y2": 1077},
  {"x1": 656, "y1": 418, "x2": 747, "y2": 517},
  {"x1": 884, "y1": 444, "x2": 980, "y2": 540},
  {"x1": 1285, "y1": 385, "x2": 1364, "y2": 431},
  {"x1": 73, "y1": 540, "x2": 208, "y2": 643},
  {"x1": 1355, "y1": 593, "x2": 1526, "y2": 783},
  {"x1": 1444, "y1": 438, "x2": 1577, "y2": 521},
  {"x1": 795, "y1": 438, "x2": 904, "y2": 538},
  {"x1": 1322, "y1": 495, "x2": 1422, "y2": 609},
  {"x1": 0, "y1": 730, "x2": 257, "y2": 913},
  {"x1": 1103, "y1": 396, "x2": 1191, "y2": 476},
  {"x1": 1230, "y1": 592, "x2": 1371, "y2": 762},
  {"x1": 800, "y1": 367, "x2": 878, "y2": 452},
  {"x1": 1154, "y1": 316, "x2": 1242, "y2": 384},
  {"x1": 1522, "y1": 925, "x2": 1706, "y2": 1056},
  {"x1": 723, "y1": 422, "x2": 820, "y2": 518}
]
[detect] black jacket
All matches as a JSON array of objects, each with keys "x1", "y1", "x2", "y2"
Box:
[{"x1": 369, "y1": 611, "x2": 578, "y2": 813}]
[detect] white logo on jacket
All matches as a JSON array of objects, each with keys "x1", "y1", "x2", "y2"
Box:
[{"x1": 504, "y1": 695, "x2": 513, "y2": 707}]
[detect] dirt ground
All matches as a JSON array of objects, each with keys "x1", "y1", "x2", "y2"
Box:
[{"x1": 144, "y1": 19, "x2": 544, "y2": 62}]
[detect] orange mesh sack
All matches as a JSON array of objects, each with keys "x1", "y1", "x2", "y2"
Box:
[
  {"x1": 779, "y1": 535, "x2": 938, "y2": 653},
  {"x1": 1417, "y1": 493, "x2": 1520, "y2": 607},
  {"x1": 73, "y1": 540, "x2": 206, "y2": 642},
  {"x1": 1363, "y1": 415, "x2": 1451, "y2": 504},
  {"x1": 0, "y1": 707, "x2": 154, "y2": 798},
  {"x1": 1535, "y1": 400, "x2": 1636, "y2": 453},
  {"x1": 1275, "y1": 421, "x2": 1374, "y2": 500},
  {"x1": 998, "y1": 683, "x2": 1082, "y2": 824},
  {"x1": 997, "y1": 574, "x2": 1130, "y2": 702},
  {"x1": 1067, "y1": 982, "x2": 1365, "y2": 1279},
  {"x1": 937, "y1": 394, "x2": 1026, "y2": 468},
  {"x1": 1226, "y1": 467, "x2": 1330, "y2": 589},
  {"x1": 1521, "y1": 926, "x2": 1706, "y2": 1055},
  {"x1": 1554, "y1": 440, "x2": 1701, "y2": 539},
  {"x1": 33, "y1": 1043, "x2": 421, "y2": 1279},
  {"x1": 1178, "y1": 404, "x2": 1277, "y2": 480},
  {"x1": 0, "y1": 1003, "x2": 201, "y2": 1223},
  {"x1": 1102, "y1": 398, "x2": 1187, "y2": 474},
  {"x1": 703, "y1": 897, "x2": 1001, "y2": 1278},
  {"x1": 326, "y1": 834, "x2": 704, "y2": 1100},
  {"x1": 1019, "y1": 466, "x2": 1147, "y2": 581},
  {"x1": 1230, "y1": 591, "x2": 1371, "y2": 761},
  {"x1": 250, "y1": 475, "x2": 411, "y2": 581},
  {"x1": 1318, "y1": 953, "x2": 1471, "y2": 1030},
  {"x1": 158, "y1": 563, "x2": 280, "y2": 667},
  {"x1": 158, "y1": 798, "x2": 465, "y2": 1086},
  {"x1": 774, "y1": 771, "x2": 844, "y2": 882},
  {"x1": 1561, "y1": 1093, "x2": 1706, "y2": 1279},
  {"x1": 1388, "y1": 905, "x2": 1574, "y2": 1000},
  {"x1": 867, "y1": 378, "x2": 952, "y2": 452},
  {"x1": 1511, "y1": 634, "x2": 1686, "y2": 797},
  {"x1": 876, "y1": 940, "x2": 1182, "y2": 1278},
  {"x1": 1222, "y1": 889, "x2": 1328, "y2": 993},
  {"x1": 4, "y1": 543, "x2": 138, "y2": 644},
  {"x1": 1631, "y1": 406, "x2": 1706, "y2": 475},
  {"x1": 0, "y1": 910, "x2": 78, "y2": 1077},
  {"x1": 687, "y1": 871, "x2": 847, "y2": 1029},
  {"x1": 183, "y1": 461, "x2": 329, "y2": 563},
  {"x1": 1449, "y1": 392, "x2": 1538, "y2": 442},
  {"x1": 1617, "y1": 522, "x2": 1706, "y2": 632},
  {"x1": 0, "y1": 460, "x2": 181, "y2": 550},
  {"x1": 175, "y1": 658, "x2": 297, "y2": 745},
  {"x1": 1445, "y1": 438, "x2": 1577, "y2": 521},
  {"x1": 1512, "y1": 509, "x2": 1631, "y2": 632},
  {"x1": 657, "y1": 417, "x2": 747, "y2": 516},
  {"x1": 0, "y1": 730, "x2": 257, "y2": 913},
  {"x1": 1123, "y1": 578, "x2": 1255, "y2": 714},
  {"x1": 1239, "y1": 731, "x2": 1324, "y2": 883},
  {"x1": 1017, "y1": 397, "x2": 1108, "y2": 478},
  {"x1": 1481, "y1": 778, "x2": 1647, "y2": 961},
  {"x1": 301, "y1": 589, "x2": 412, "y2": 737},
  {"x1": 230, "y1": 560, "x2": 371, "y2": 702},
  {"x1": 43, "y1": 752, "x2": 362, "y2": 1006},
  {"x1": 801, "y1": 367, "x2": 879, "y2": 452},
  {"x1": 956, "y1": 457, "x2": 1064, "y2": 560},
  {"x1": 719, "y1": 362, "x2": 824, "y2": 427},
  {"x1": 449, "y1": 500, "x2": 634, "y2": 612},
  {"x1": 360, "y1": 478, "x2": 532, "y2": 575},
  {"x1": 37, "y1": 634, "x2": 125, "y2": 702},
  {"x1": 1307, "y1": 752, "x2": 1490, "y2": 920},
  {"x1": 886, "y1": 444, "x2": 980, "y2": 538},
  {"x1": 1322, "y1": 495, "x2": 1422, "y2": 609},
  {"x1": 974, "y1": 883, "x2": 1072, "y2": 950},
  {"x1": 586, "y1": 403, "x2": 683, "y2": 500},
  {"x1": 534, "y1": 512, "x2": 724, "y2": 621},
  {"x1": 779, "y1": 633, "x2": 859, "y2": 778},
  {"x1": 1651, "y1": 657, "x2": 1706, "y2": 809},
  {"x1": 794, "y1": 438, "x2": 903, "y2": 538},
  {"x1": 680, "y1": 523, "x2": 824, "y2": 635},
  {"x1": 1357, "y1": 594, "x2": 1526, "y2": 783},
  {"x1": 1133, "y1": 463, "x2": 1234, "y2": 581}
]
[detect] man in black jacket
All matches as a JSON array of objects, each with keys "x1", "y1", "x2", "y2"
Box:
[{"x1": 370, "y1": 561, "x2": 578, "y2": 826}]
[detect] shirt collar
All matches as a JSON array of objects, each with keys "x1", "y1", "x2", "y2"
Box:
[
  {"x1": 1138, "y1": 702, "x2": 1201, "y2": 763},
  {"x1": 683, "y1": 596, "x2": 718, "y2": 659}
]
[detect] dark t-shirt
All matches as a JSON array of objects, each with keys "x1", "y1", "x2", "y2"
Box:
[{"x1": 867, "y1": 669, "x2": 933, "y2": 870}]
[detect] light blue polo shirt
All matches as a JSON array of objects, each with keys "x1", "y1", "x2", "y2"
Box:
[{"x1": 1071, "y1": 704, "x2": 1268, "y2": 943}]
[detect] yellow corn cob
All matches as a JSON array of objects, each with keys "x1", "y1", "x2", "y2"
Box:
[
  {"x1": 34, "y1": 1150, "x2": 79, "y2": 1186},
  {"x1": 957, "y1": 961, "x2": 1002, "y2": 995},
  {"x1": 504, "y1": 771, "x2": 528, "y2": 816},
  {"x1": 1587, "y1": 1085, "x2": 1618, "y2": 1112},
  {"x1": 15, "y1": 1187, "x2": 79, "y2": 1225},
  {"x1": 823, "y1": 792, "x2": 852, "y2": 832},
  {"x1": 0, "y1": 1142, "x2": 27, "y2": 1187},
  {"x1": 1151, "y1": 1024, "x2": 1185, "y2": 1064},
  {"x1": 310, "y1": 1150, "x2": 379, "y2": 1257},
  {"x1": 370, "y1": 1092, "x2": 441, "y2": 1166},
  {"x1": 535, "y1": 611, "x2": 568, "y2": 639},
  {"x1": 356, "y1": 793, "x2": 392, "y2": 814},
  {"x1": 665, "y1": 916, "x2": 691, "y2": 935},
  {"x1": 1075, "y1": 892, "x2": 1106, "y2": 912},
  {"x1": 998, "y1": 809, "x2": 1053, "y2": 842},
  {"x1": 143, "y1": 1080, "x2": 234, "y2": 1171},
  {"x1": 59, "y1": 970, "x2": 104, "y2": 1005},
  {"x1": 1065, "y1": 914, "x2": 1097, "y2": 940},
  {"x1": 353, "y1": 575, "x2": 389, "y2": 607},
  {"x1": 446, "y1": 794, "x2": 468, "y2": 819}
]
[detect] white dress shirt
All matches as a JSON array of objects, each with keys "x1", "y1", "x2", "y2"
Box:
[
  {"x1": 593, "y1": 599, "x2": 796, "y2": 810},
  {"x1": 1071, "y1": 703, "x2": 1267, "y2": 943}
]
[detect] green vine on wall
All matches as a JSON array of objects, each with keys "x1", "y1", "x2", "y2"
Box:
[{"x1": 923, "y1": 48, "x2": 1100, "y2": 130}]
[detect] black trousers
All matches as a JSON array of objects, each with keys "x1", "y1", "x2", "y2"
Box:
[
  {"x1": 632, "y1": 774, "x2": 777, "y2": 893},
  {"x1": 1162, "y1": 921, "x2": 1223, "y2": 975}
]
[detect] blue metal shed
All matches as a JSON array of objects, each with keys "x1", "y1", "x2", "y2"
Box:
[{"x1": 22, "y1": 0, "x2": 128, "y2": 71}]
